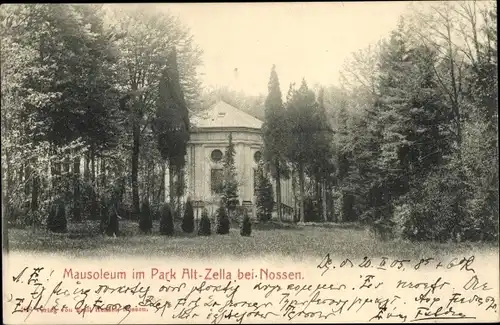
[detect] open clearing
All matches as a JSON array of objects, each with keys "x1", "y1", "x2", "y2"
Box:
[{"x1": 7, "y1": 220, "x2": 498, "y2": 260}]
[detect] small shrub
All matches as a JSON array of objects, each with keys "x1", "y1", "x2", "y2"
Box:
[
  {"x1": 105, "y1": 204, "x2": 120, "y2": 237},
  {"x1": 181, "y1": 199, "x2": 195, "y2": 233},
  {"x1": 216, "y1": 205, "x2": 230, "y2": 235},
  {"x1": 139, "y1": 201, "x2": 153, "y2": 233},
  {"x1": 47, "y1": 199, "x2": 67, "y2": 233},
  {"x1": 151, "y1": 202, "x2": 162, "y2": 221},
  {"x1": 255, "y1": 163, "x2": 274, "y2": 222},
  {"x1": 160, "y1": 203, "x2": 175, "y2": 236},
  {"x1": 99, "y1": 201, "x2": 109, "y2": 234},
  {"x1": 198, "y1": 208, "x2": 211, "y2": 236},
  {"x1": 240, "y1": 210, "x2": 252, "y2": 237},
  {"x1": 372, "y1": 218, "x2": 396, "y2": 241},
  {"x1": 71, "y1": 199, "x2": 82, "y2": 222},
  {"x1": 25, "y1": 209, "x2": 43, "y2": 228}
]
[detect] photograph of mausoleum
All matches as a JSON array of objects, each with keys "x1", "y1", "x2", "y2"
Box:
[{"x1": 165, "y1": 100, "x2": 294, "y2": 220}]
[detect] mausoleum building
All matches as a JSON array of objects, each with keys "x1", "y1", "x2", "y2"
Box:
[{"x1": 166, "y1": 100, "x2": 294, "y2": 219}]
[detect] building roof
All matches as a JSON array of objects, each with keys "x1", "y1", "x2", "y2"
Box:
[{"x1": 191, "y1": 100, "x2": 263, "y2": 130}]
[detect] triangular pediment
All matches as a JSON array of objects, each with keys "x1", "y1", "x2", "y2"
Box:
[{"x1": 190, "y1": 100, "x2": 263, "y2": 130}]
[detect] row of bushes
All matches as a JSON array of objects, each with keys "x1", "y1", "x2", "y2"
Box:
[
  {"x1": 41, "y1": 196, "x2": 252, "y2": 237},
  {"x1": 138, "y1": 200, "x2": 252, "y2": 237}
]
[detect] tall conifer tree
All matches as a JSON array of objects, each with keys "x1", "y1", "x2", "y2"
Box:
[
  {"x1": 262, "y1": 65, "x2": 289, "y2": 221},
  {"x1": 153, "y1": 47, "x2": 190, "y2": 210},
  {"x1": 222, "y1": 133, "x2": 239, "y2": 215}
]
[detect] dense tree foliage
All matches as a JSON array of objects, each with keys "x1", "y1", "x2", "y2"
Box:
[
  {"x1": 1, "y1": 4, "x2": 202, "y2": 235},
  {"x1": 326, "y1": 1, "x2": 498, "y2": 242},
  {"x1": 284, "y1": 80, "x2": 335, "y2": 222},
  {"x1": 1, "y1": 2, "x2": 497, "y2": 245}
]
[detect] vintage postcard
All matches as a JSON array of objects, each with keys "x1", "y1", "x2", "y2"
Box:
[{"x1": 2, "y1": 1, "x2": 499, "y2": 324}]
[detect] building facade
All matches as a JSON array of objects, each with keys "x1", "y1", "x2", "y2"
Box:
[{"x1": 166, "y1": 101, "x2": 294, "y2": 219}]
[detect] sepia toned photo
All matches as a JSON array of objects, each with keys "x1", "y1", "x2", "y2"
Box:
[{"x1": 2, "y1": 2, "x2": 499, "y2": 324}]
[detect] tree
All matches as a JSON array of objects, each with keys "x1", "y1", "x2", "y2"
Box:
[
  {"x1": 106, "y1": 5, "x2": 202, "y2": 219},
  {"x1": 215, "y1": 203, "x2": 230, "y2": 235},
  {"x1": 153, "y1": 48, "x2": 190, "y2": 212},
  {"x1": 309, "y1": 87, "x2": 335, "y2": 222},
  {"x1": 181, "y1": 198, "x2": 195, "y2": 233},
  {"x1": 262, "y1": 65, "x2": 290, "y2": 221},
  {"x1": 221, "y1": 133, "x2": 239, "y2": 214},
  {"x1": 154, "y1": 62, "x2": 176, "y2": 207},
  {"x1": 285, "y1": 79, "x2": 327, "y2": 222},
  {"x1": 198, "y1": 208, "x2": 211, "y2": 236},
  {"x1": 255, "y1": 162, "x2": 274, "y2": 222},
  {"x1": 160, "y1": 202, "x2": 174, "y2": 236},
  {"x1": 339, "y1": 42, "x2": 382, "y2": 97},
  {"x1": 401, "y1": 1, "x2": 499, "y2": 241},
  {"x1": 1, "y1": 4, "x2": 124, "y2": 228}
]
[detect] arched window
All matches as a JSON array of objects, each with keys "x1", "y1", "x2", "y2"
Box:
[{"x1": 254, "y1": 151, "x2": 262, "y2": 163}]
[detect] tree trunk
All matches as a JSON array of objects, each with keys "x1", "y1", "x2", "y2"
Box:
[
  {"x1": 100, "y1": 157, "x2": 106, "y2": 195},
  {"x1": 63, "y1": 156, "x2": 70, "y2": 174},
  {"x1": 91, "y1": 149, "x2": 96, "y2": 190},
  {"x1": 322, "y1": 180, "x2": 328, "y2": 222},
  {"x1": 90, "y1": 147, "x2": 97, "y2": 219},
  {"x1": 24, "y1": 163, "x2": 31, "y2": 212},
  {"x1": 329, "y1": 186, "x2": 336, "y2": 222},
  {"x1": 2, "y1": 157, "x2": 9, "y2": 253},
  {"x1": 169, "y1": 163, "x2": 175, "y2": 212},
  {"x1": 177, "y1": 167, "x2": 184, "y2": 214},
  {"x1": 275, "y1": 159, "x2": 282, "y2": 221},
  {"x1": 291, "y1": 167, "x2": 298, "y2": 222},
  {"x1": 50, "y1": 147, "x2": 58, "y2": 200},
  {"x1": 63, "y1": 155, "x2": 70, "y2": 201},
  {"x1": 151, "y1": 161, "x2": 156, "y2": 204},
  {"x1": 18, "y1": 164, "x2": 25, "y2": 216},
  {"x1": 84, "y1": 153, "x2": 90, "y2": 182},
  {"x1": 315, "y1": 176, "x2": 321, "y2": 221},
  {"x1": 73, "y1": 156, "x2": 81, "y2": 222},
  {"x1": 132, "y1": 117, "x2": 140, "y2": 219},
  {"x1": 158, "y1": 161, "x2": 166, "y2": 203},
  {"x1": 4, "y1": 144, "x2": 12, "y2": 223},
  {"x1": 96, "y1": 156, "x2": 100, "y2": 195},
  {"x1": 31, "y1": 170, "x2": 39, "y2": 214},
  {"x1": 298, "y1": 162, "x2": 305, "y2": 223},
  {"x1": 146, "y1": 159, "x2": 151, "y2": 203}
]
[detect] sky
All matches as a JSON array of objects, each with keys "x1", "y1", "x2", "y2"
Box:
[{"x1": 157, "y1": 2, "x2": 413, "y2": 96}]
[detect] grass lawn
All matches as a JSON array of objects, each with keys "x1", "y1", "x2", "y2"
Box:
[{"x1": 7, "y1": 219, "x2": 499, "y2": 260}]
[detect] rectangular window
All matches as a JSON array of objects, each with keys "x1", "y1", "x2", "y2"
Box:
[{"x1": 211, "y1": 168, "x2": 224, "y2": 194}]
